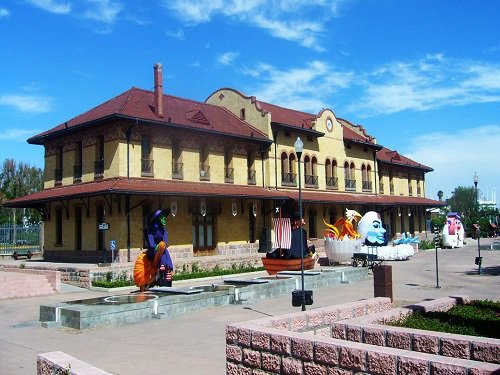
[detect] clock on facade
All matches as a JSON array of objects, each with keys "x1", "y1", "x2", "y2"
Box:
[{"x1": 326, "y1": 118, "x2": 333, "y2": 132}]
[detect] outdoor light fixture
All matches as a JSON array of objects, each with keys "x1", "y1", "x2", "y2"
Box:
[
  {"x1": 252, "y1": 202, "x2": 257, "y2": 217},
  {"x1": 294, "y1": 136, "x2": 306, "y2": 311},
  {"x1": 408, "y1": 209, "x2": 412, "y2": 217},
  {"x1": 232, "y1": 201, "x2": 237, "y2": 217},
  {"x1": 398, "y1": 207, "x2": 401, "y2": 217},
  {"x1": 171, "y1": 200, "x2": 177, "y2": 217},
  {"x1": 200, "y1": 199, "x2": 206, "y2": 217}
]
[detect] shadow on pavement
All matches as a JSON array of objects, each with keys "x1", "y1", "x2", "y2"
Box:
[{"x1": 464, "y1": 265, "x2": 500, "y2": 276}]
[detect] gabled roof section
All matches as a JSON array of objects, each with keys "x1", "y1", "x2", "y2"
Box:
[
  {"x1": 378, "y1": 147, "x2": 433, "y2": 172},
  {"x1": 337, "y1": 118, "x2": 377, "y2": 143},
  {"x1": 28, "y1": 87, "x2": 270, "y2": 145}
]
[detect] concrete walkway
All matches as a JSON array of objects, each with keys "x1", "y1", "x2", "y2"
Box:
[{"x1": 0, "y1": 237, "x2": 498, "y2": 374}]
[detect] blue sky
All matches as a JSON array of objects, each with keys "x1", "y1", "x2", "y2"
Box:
[{"x1": 1, "y1": 0, "x2": 499, "y2": 204}]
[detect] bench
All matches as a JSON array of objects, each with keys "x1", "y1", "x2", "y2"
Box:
[{"x1": 11, "y1": 249, "x2": 33, "y2": 260}]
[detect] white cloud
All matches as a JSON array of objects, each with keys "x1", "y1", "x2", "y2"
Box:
[
  {"x1": 0, "y1": 94, "x2": 53, "y2": 113},
  {"x1": 246, "y1": 60, "x2": 353, "y2": 112},
  {"x1": 0, "y1": 128, "x2": 41, "y2": 141},
  {"x1": 84, "y1": 0, "x2": 123, "y2": 23},
  {"x1": 163, "y1": 0, "x2": 343, "y2": 50},
  {"x1": 350, "y1": 56, "x2": 500, "y2": 116},
  {"x1": 26, "y1": 0, "x2": 71, "y2": 14},
  {"x1": 165, "y1": 29, "x2": 185, "y2": 40},
  {"x1": 405, "y1": 124, "x2": 500, "y2": 202},
  {"x1": 217, "y1": 52, "x2": 239, "y2": 65},
  {"x1": 0, "y1": 8, "x2": 9, "y2": 17}
]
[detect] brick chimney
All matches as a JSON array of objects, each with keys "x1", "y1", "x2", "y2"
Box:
[{"x1": 154, "y1": 63, "x2": 164, "y2": 118}]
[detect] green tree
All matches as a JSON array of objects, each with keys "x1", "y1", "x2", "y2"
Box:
[
  {"x1": 447, "y1": 186, "x2": 478, "y2": 220},
  {"x1": 0, "y1": 159, "x2": 43, "y2": 225}
]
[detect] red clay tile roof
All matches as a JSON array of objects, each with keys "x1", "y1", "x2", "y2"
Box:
[
  {"x1": 378, "y1": 147, "x2": 433, "y2": 171},
  {"x1": 28, "y1": 88, "x2": 270, "y2": 144},
  {"x1": 288, "y1": 189, "x2": 444, "y2": 206},
  {"x1": 3, "y1": 178, "x2": 288, "y2": 207},
  {"x1": 257, "y1": 100, "x2": 317, "y2": 129},
  {"x1": 4, "y1": 177, "x2": 444, "y2": 208}
]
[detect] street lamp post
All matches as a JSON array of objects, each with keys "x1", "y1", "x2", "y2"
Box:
[
  {"x1": 294, "y1": 137, "x2": 306, "y2": 311},
  {"x1": 473, "y1": 172, "x2": 481, "y2": 274},
  {"x1": 474, "y1": 172, "x2": 479, "y2": 213}
]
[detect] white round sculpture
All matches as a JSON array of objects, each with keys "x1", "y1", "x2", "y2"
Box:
[
  {"x1": 324, "y1": 237, "x2": 362, "y2": 264},
  {"x1": 442, "y1": 212, "x2": 464, "y2": 248}
]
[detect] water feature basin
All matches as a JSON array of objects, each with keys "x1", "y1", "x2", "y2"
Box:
[{"x1": 189, "y1": 284, "x2": 236, "y2": 292}]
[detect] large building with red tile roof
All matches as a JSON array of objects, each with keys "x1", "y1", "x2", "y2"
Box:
[{"x1": 4, "y1": 64, "x2": 443, "y2": 263}]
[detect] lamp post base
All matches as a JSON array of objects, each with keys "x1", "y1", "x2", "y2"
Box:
[{"x1": 291, "y1": 289, "x2": 313, "y2": 307}]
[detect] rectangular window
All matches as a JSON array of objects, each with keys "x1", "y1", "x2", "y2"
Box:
[
  {"x1": 172, "y1": 142, "x2": 183, "y2": 179},
  {"x1": 192, "y1": 213, "x2": 215, "y2": 253},
  {"x1": 200, "y1": 145, "x2": 210, "y2": 180},
  {"x1": 55, "y1": 207, "x2": 63, "y2": 245},
  {"x1": 74, "y1": 141, "x2": 82, "y2": 183},
  {"x1": 224, "y1": 148, "x2": 233, "y2": 183},
  {"x1": 141, "y1": 135, "x2": 154, "y2": 176},
  {"x1": 55, "y1": 146, "x2": 63, "y2": 185},
  {"x1": 94, "y1": 135, "x2": 105, "y2": 179},
  {"x1": 247, "y1": 151, "x2": 256, "y2": 185}
]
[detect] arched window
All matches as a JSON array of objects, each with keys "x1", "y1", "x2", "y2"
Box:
[
  {"x1": 326, "y1": 158, "x2": 338, "y2": 189},
  {"x1": 304, "y1": 155, "x2": 311, "y2": 178},
  {"x1": 346, "y1": 162, "x2": 356, "y2": 190},
  {"x1": 305, "y1": 155, "x2": 317, "y2": 187},
  {"x1": 281, "y1": 152, "x2": 288, "y2": 174},
  {"x1": 281, "y1": 151, "x2": 292, "y2": 185},
  {"x1": 362, "y1": 164, "x2": 372, "y2": 192},
  {"x1": 325, "y1": 159, "x2": 331, "y2": 179},
  {"x1": 311, "y1": 156, "x2": 318, "y2": 188}
]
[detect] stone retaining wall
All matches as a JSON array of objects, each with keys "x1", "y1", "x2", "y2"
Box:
[
  {"x1": 331, "y1": 296, "x2": 500, "y2": 365},
  {"x1": 0, "y1": 266, "x2": 61, "y2": 292},
  {"x1": 37, "y1": 351, "x2": 112, "y2": 375},
  {"x1": 226, "y1": 297, "x2": 500, "y2": 374}
]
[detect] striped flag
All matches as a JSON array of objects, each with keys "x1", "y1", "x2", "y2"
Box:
[{"x1": 272, "y1": 218, "x2": 291, "y2": 249}]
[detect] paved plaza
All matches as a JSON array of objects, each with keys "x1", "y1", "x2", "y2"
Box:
[{"x1": 0, "y1": 237, "x2": 498, "y2": 374}]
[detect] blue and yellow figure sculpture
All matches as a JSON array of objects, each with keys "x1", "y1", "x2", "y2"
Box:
[{"x1": 134, "y1": 209, "x2": 174, "y2": 291}]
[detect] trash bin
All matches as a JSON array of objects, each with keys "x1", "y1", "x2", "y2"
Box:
[
  {"x1": 373, "y1": 265, "x2": 392, "y2": 301},
  {"x1": 292, "y1": 289, "x2": 313, "y2": 307}
]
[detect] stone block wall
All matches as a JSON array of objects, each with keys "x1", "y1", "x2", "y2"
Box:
[
  {"x1": 37, "y1": 351, "x2": 112, "y2": 375},
  {"x1": 0, "y1": 266, "x2": 61, "y2": 292},
  {"x1": 226, "y1": 297, "x2": 500, "y2": 374}
]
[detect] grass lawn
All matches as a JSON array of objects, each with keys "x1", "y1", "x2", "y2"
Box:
[{"x1": 390, "y1": 300, "x2": 500, "y2": 339}]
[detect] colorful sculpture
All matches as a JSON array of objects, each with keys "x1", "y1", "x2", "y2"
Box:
[
  {"x1": 134, "y1": 209, "x2": 174, "y2": 291},
  {"x1": 323, "y1": 208, "x2": 362, "y2": 240},
  {"x1": 357, "y1": 211, "x2": 388, "y2": 246},
  {"x1": 442, "y1": 212, "x2": 464, "y2": 248},
  {"x1": 323, "y1": 209, "x2": 362, "y2": 264},
  {"x1": 358, "y1": 211, "x2": 414, "y2": 261}
]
